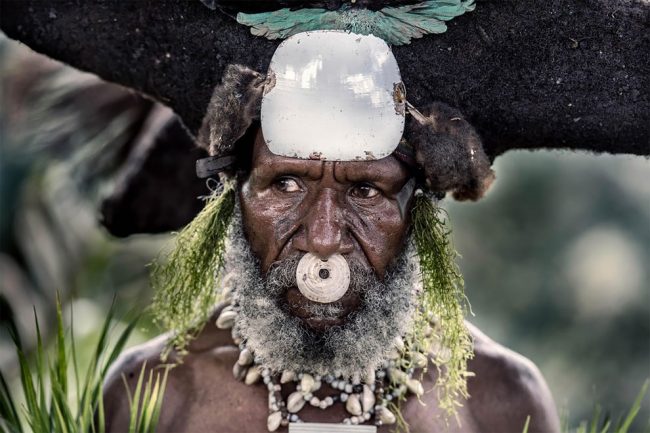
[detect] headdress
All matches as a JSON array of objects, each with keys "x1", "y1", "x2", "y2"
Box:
[{"x1": 2, "y1": 0, "x2": 646, "y2": 235}]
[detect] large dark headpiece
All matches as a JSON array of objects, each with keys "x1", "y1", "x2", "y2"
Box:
[{"x1": 1, "y1": 0, "x2": 648, "y2": 235}]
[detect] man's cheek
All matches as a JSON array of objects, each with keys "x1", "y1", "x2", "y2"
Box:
[
  {"x1": 345, "y1": 202, "x2": 410, "y2": 274},
  {"x1": 241, "y1": 199, "x2": 301, "y2": 269}
]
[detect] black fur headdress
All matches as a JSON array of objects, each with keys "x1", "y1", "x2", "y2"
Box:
[{"x1": 1, "y1": 0, "x2": 647, "y2": 234}]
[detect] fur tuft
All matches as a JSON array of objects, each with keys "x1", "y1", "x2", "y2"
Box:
[
  {"x1": 197, "y1": 64, "x2": 265, "y2": 156},
  {"x1": 405, "y1": 102, "x2": 495, "y2": 201}
]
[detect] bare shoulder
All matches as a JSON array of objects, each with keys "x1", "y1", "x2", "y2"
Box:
[
  {"x1": 102, "y1": 303, "x2": 235, "y2": 433},
  {"x1": 102, "y1": 333, "x2": 169, "y2": 432},
  {"x1": 465, "y1": 322, "x2": 560, "y2": 433}
]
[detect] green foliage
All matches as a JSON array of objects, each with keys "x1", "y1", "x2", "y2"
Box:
[
  {"x1": 123, "y1": 363, "x2": 169, "y2": 433},
  {"x1": 569, "y1": 380, "x2": 649, "y2": 433},
  {"x1": 0, "y1": 296, "x2": 168, "y2": 433},
  {"x1": 409, "y1": 193, "x2": 473, "y2": 420},
  {"x1": 150, "y1": 183, "x2": 236, "y2": 359},
  {"x1": 237, "y1": 0, "x2": 475, "y2": 45},
  {"x1": 523, "y1": 380, "x2": 649, "y2": 433}
]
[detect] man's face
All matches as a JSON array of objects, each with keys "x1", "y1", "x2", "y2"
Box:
[
  {"x1": 229, "y1": 130, "x2": 419, "y2": 375},
  {"x1": 239, "y1": 129, "x2": 413, "y2": 329}
]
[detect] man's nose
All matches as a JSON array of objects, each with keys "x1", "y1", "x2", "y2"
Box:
[{"x1": 304, "y1": 189, "x2": 352, "y2": 259}]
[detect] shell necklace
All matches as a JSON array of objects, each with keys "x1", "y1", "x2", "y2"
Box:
[{"x1": 216, "y1": 306, "x2": 430, "y2": 432}]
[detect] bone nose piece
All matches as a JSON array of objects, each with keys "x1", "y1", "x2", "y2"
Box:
[{"x1": 296, "y1": 253, "x2": 350, "y2": 304}]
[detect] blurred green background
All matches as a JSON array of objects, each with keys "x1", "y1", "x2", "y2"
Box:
[{"x1": 1, "y1": 38, "x2": 648, "y2": 429}]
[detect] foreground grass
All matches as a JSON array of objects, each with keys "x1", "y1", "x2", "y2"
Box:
[
  {"x1": 0, "y1": 297, "x2": 646, "y2": 433},
  {"x1": 523, "y1": 380, "x2": 650, "y2": 433},
  {"x1": 0, "y1": 297, "x2": 168, "y2": 433}
]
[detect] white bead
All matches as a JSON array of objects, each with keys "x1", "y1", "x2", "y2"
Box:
[
  {"x1": 245, "y1": 367, "x2": 262, "y2": 385},
  {"x1": 361, "y1": 385, "x2": 375, "y2": 413},
  {"x1": 300, "y1": 374, "x2": 315, "y2": 394},
  {"x1": 232, "y1": 363, "x2": 247, "y2": 381},
  {"x1": 340, "y1": 393, "x2": 348, "y2": 402},
  {"x1": 287, "y1": 391, "x2": 306, "y2": 413},
  {"x1": 406, "y1": 378, "x2": 424, "y2": 397},
  {"x1": 377, "y1": 407, "x2": 397, "y2": 425},
  {"x1": 387, "y1": 348, "x2": 401, "y2": 360},
  {"x1": 310, "y1": 396, "x2": 320, "y2": 406},
  {"x1": 345, "y1": 394, "x2": 362, "y2": 416},
  {"x1": 267, "y1": 411, "x2": 282, "y2": 432},
  {"x1": 237, "y1": 348, "x2": 254, "y2": 366},
  {"x1": 281, "y1": 370, "x2": 296, "y2": 384},
  {"x1": 393, "y1": 336, "x2": 405, "y2": 351},
  {"x1": 363, "y1": 367, "x2": 376, "y2": 384},
  {"x1": 388, "y1": 368, "x2": 407, "y2": 384},
  {"x1": 216, "y1": 309, "x2": 237, "y2": 329},
  {"x1": 344, "y1": 384, "x2": 353, "y2": 394},
  {"x1": 412, "y1": 352, "x2": 428, "y2": 369}
]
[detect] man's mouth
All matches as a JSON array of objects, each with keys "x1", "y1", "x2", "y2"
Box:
[{"x1": 285, "y1": 287, "x2": 361, "y2": 331}]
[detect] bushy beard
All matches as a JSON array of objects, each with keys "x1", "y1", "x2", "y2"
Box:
[{"x1": 225, "y1": 206, "x2": 421, "y2": 377}]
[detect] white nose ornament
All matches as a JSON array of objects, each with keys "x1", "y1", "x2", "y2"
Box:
[{"x1": 296, "y1": 253, "x2": 350, "y2": 304}]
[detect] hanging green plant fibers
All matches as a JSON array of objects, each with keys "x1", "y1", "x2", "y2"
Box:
[
  {"x1": 400, "y1": 191, "x2": 474, "y2": 426},
  {"x1": 151, "y1": 181, "x2": 236, "y2": 359}
]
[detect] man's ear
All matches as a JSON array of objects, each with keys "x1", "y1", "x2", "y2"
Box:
[
  {"x1": 197, "y1": 64, "x2": 266, "y2": 157},
  {"x1": 405, "y1": 102, "x2": 495, "y2": 201}
]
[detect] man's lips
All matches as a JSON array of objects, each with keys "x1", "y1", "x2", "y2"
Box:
[{"x1": 285, "y1": 287, "x2": 361, "y2": 331}]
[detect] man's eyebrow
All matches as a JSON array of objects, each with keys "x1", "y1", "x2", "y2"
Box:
[
  {"x1": 339, "y1": 163, "x2": 402, "y2": 184},
  {"x1": 256, "y1": 159, "x2": 322, "y2": 179}
]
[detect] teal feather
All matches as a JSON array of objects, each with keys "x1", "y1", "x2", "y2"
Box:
[{"x1": 236, "y1": 0, "x2": 475, "y2": 45}]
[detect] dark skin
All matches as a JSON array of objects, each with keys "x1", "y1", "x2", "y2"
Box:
[
  {"x1": 103, "y1": 133, "x2": 560, "y2": 432},
  {"x1": 239, "y1": 130, "x2": 413, "y2": 330}
]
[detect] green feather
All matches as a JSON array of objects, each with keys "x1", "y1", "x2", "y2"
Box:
[
  {"x1": 151, "y1": 182, "x2": 236, "y2": 359},
  {"x1": 409, "y1": 192, "x2": 473, "y2": 420},
  {"x1": 236, "y1": 0, "x2": 475, "y2": 45}
]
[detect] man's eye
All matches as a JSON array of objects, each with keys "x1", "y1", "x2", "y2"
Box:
[
  {"x1": 350, "y1": 184, "x2": 380, "y2": 199},
  {"x1": 274, "y1": 177, "x2": 302, "y2": 193}
]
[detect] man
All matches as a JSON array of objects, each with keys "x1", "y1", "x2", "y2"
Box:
[{"x1": 103, "y1": 31, "x2": 559, "y2": 432}]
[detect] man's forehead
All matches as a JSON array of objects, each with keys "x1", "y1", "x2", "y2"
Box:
[{"x1": 250, "y1": 128, "x2": 411, "y2": 184}]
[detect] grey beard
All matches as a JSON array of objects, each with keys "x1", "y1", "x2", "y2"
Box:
[{"x1": 224, "y1": 207, "x2": 420, "y2": 378}]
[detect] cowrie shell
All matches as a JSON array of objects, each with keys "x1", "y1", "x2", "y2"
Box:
[{"x1": 296, "y1": 253, "x2": 350, "y2": 303}]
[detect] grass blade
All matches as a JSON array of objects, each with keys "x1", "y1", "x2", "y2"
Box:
[
  {"x1": 0, "y1": 369, "x2": 23, "y2": 433},
  {"x1": 55, "y1": 293, "x2": 68, "y2": 397},
  {"x1": 127, "y1": 362, "x2": 147, "y2": 433},
  {"x1": 618, "y1": 380, "x2": 649, "y2": 433}
]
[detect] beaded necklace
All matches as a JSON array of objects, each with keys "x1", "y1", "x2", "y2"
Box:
[{"x1": 216, "y1": 303, "x2": 430, "y2": 432}]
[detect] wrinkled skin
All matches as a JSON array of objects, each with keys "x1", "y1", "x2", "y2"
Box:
[
  {"x1": 239, "y1": 130, "x2": 413, "y2": 330},
  {"x1": 103, "y1": 134, "x2": 560, "y2": 432}
]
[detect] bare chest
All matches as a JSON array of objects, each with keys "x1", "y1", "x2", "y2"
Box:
[{"x1": 150, "y1": 347, "x2": 479, "y2": 433}]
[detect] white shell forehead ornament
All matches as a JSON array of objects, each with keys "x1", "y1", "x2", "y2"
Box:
[
  {"x1": 261, "y1": 30, "x2": 406, "y2": 161},
  {"x1": 296, "y1": 253, "x2": 350, "y2": 303}
]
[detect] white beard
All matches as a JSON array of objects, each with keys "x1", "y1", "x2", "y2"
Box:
[{"x1": 224, "y1": 204, "x2": 421, "y2": 377}]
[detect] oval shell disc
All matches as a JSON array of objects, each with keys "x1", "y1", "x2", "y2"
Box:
[{"x1": 296, "y1": 253, "x2": 350, "y2": 304}]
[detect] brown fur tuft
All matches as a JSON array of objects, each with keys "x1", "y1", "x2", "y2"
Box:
[
  {"x1": 197, "y1": 64, "x2": 265, "y2": 156},
  {"x1": 405, "y1": 102, "x2": 495, "y2": 201}
]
